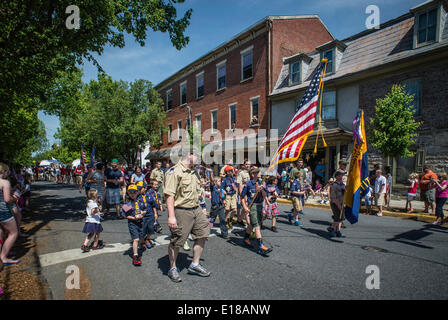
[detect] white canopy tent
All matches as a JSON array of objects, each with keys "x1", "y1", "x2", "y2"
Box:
[{"x1": 72, "y1": 159, "x2": 81, "y2": 168}]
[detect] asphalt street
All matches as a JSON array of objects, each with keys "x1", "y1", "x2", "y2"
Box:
[{"x1": 31, "y1": 181, "x2": 448, "y2": 300}]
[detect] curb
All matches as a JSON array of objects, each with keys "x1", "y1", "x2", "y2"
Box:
[{"x1": 276, "y1": 199, "x2": 440, "y2": 224}]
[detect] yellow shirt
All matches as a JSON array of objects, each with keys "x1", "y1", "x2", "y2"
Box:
[{"x1": 164, "y1": 161, "x2": 200, "y2": 208}]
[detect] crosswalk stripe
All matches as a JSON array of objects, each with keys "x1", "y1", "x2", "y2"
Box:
[{"x1": 39, "y1": 226, "x2": 245, "y2": 267}]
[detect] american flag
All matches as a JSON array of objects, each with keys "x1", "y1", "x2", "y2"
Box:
[
  {"x1": 81, "y1": 145, "x2": 86, "y2": 170},
  {"x1": 268, "y1": 61, "x2": 325, "y2": 172}
]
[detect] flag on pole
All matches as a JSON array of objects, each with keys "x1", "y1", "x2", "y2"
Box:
[
  {"x1": 90, "y1": 145, "x2": 95, "y2": 168},
  {"x1": 267, "y1": 61, "x2": 326, "y2": 174},
  {"x1": 343, "y1": 110, "x2": 369, "y2": 224},
  {"x1": 81, "y1": 145, "x2": 86, "y2": 170}
]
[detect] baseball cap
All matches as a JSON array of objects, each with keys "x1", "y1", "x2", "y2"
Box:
[
  {"x1": 225, "y1": 166, "x2": 234, "y2": 172},
  {"x1": 128, "y1": 184, "x2": 138, "y2": 191}
]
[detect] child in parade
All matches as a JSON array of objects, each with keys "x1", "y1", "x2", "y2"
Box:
[
  {"x1": 222, "y1": 167, "x2": 238, "y2": 230},
  {"x1": 122, "y1": 184, "x2": 146, "y2": 266},
  {"x1": 241, "y1": 167, "x2": 272, "y2": 256},
  {"x1": 264, "y1": 176, "x2": 280, "y2": 233},
  {"x1": 328, "y1": 171, "x2": 346, "y2": 238},
  {"x1": 137, "y1": 181, "x2": 157, "y2": 249},
  {"x1": 209, "y1": 177, "x2": 228, "y2": 239},
  {"x1": 289, "y1": 171, "x2": 304, "y2": 226},
  {"x1": 406, "y1": 173, "x2": 419, "y2": 213},
  {"x1": 199, "y1": 178, "x2": 207, "y2": 215},
  {"x1": 81, "y1": 189, "x2": 104, "y2": 252},
  {"x1": 147, "y1": 180, "x2": 163, "y2": 233}
]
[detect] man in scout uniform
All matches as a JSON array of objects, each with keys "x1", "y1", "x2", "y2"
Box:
[
  {"x1": 241, "y1": 167, "x2": 272, "y2": 256},
  {"x1": 236, "y1": 160, "x2": 251, "y2": 226},
  {"x1": 164, "y1": 148, "x2": 211, "y2": 283},
  {"x1": 150, "y1": 161, "x2": 164, "y2": 203}
]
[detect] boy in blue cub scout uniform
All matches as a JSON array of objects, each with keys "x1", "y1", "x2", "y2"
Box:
[
  {"x1": 241, "y1": 167, "x2": 272, "y2": 256},
  {"x1": 122, "y1": 184, "x2": 149, "y2": 266},
  {"x1": 136, "y1": 181, "x2": 157, "y2": 249},
  {"x1": 209, "y1": 177, "x2": 228, "y2": 239},
  {"x1": 147, "y1": 180, "x2": 163, "y2": 233},
  {"x1": 221, "y1": 167, "x2": 238, "y2": 230},
  {"x1": 289, "y1": 171, "x2": 304, "y2": 226}
]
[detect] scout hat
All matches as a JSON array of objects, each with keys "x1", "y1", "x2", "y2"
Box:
[{"x1": 128, "y1": 184, "x2": 138, "y2": 191}]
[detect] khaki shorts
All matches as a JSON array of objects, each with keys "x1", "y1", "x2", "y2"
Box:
[
  {"x1": 75, "y1": 175, "x2": 82, "y2": 184},
  {"x1": 292, "y1": 197, "x2": 302, "y2": 212},
  {"x1": 375, "y1": 193, "x2": 385, "y2": 207},
  {"x1": 225, "y1": 193, "x2": 237, "y2": 211},
  {"x1": 249, "y1": 203, "x2": 263, "y2": 228},
  {"x1": 170, "y1": 207, "x2": 210, "y2": 247}
]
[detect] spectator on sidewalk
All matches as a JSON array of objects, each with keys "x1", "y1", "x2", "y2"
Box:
[
  {"x1": 369, "y1": 163, "x2": 380, "y2": 188},
  {"x1": 373, "y1": 170, "x2": 387, "y2": 217},
  {"x1": 406, "y1": 173, "x2": 419, "y2": 213},
  {"x1": 105, "y1": 159, "x2": 124, "y2": 219},
  {"x1": 432, "y1": 172, "x2": 448, "y2": 225},
  {"x1": 384, "y1": 166, "x2": 392, "y2": 208},
  {"x1": 419, "y1": 165, "x2": 437, "y2": 215}
]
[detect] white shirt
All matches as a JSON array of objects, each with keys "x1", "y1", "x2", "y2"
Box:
[
  {"x1": 86, "y1": 200, "x2": 101, "y2": 224},
  {"x1": 375, "y1": 175, "x2": 387, "y2": 194}
]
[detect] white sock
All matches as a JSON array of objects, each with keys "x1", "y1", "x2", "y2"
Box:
[{"x1": 190, "y1": 262, "x2": 198, "y2": 267}]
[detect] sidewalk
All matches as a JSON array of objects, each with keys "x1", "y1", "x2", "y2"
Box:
[{"x1": 277, "y1": 196, "x2": 447, "y2": 224}]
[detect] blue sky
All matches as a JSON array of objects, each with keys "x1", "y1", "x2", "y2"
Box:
[{"x1": 39, "y1": 0, "x2": 423, "y2": 146}]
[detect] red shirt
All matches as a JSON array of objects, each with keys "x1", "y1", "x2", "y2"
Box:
[
  {"x1": 61, "y1": 167, "x2": 66, "y2": 175},
  {"x1": 75, "y1": 168, "x2": 82, "y2": 175}
]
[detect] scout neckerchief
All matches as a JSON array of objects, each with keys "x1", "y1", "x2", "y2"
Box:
[
  {"x1": 152, "y1": 189, "x2": 160, "y2": 206},
  {"x1": 133, "y1": 199, "x2": 140, "y2": 217}
]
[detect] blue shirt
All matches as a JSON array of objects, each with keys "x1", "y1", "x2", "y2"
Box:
[
  {"x1": 105, "y1": 168, "x2": 122, "y2": 189},
  {"x1": 211, "y1": 184, "x2": 223, "y2": 206},
  {"x1": 290, "y1": 179, "x2": 303, "y2": 197},
  {"x1": 83, "y1": 172, "x2": 90, "y2": 188},
  {"x1": 264, "y1": 184, "x2": 280, "y2": 203},
  {"x1": 241, "y1": 179, "x2": 263, "y2": 204},
  {"x1": 315, "y1": 164, "x2": 325, "y2": 178},
  {"x1": 138, "y1": 194, "x2": 156, "y2": 218},
  {"x1": 221, "y1": 176, "x2": 238, "y2": 196},
  {"x1": 147, "y1": 188, "x2": 161, "y2": 208}
]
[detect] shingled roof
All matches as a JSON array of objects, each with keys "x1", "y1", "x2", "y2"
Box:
[{"x1": 271, "y1": 1, "x2": 448, "y2": 97}]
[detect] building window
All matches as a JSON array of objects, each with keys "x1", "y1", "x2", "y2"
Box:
[
  {"x1": 196, "y1": 72, "x2": 204, "y2": 98},
  {"x1": 177, "y1": 120, "x2": 182, "y2": 140},
  {"x1": 229, "y1": 104, "x2": 236, "y2": 129},
  {"x1": 322, "y1": 91, "x2": 336, "y2": 120},
  {"x1": 289, "y1": 61, "x2": 301, "y2": 85},
  {"x1": 250, "y1": 97, "x2": 259, "y2": 126},
  {"x1": 166, "y1": 90, "x2": 172, "y2": 111},
  {"x1": 180, "y1": 82, "x2": 187, "y2": 105},
  {"x1": 322, "y1": 49, "x2": 334, "y2": 74},
  {"x1": 195, "y1": 114, "x2": 202, "y2": 133},
  {"x1": 417, "y1": 8, "x2": 437, "y2": 45},
  {"x1": 211, "y1": 110, "x2": 218, "y2": 133},
  {"x1": 402, "y1": 79, "x2": 422, "y2": 116},
  {"x1": 241, "y1": 47, "x2": 253, "y2": 81},
  {"x1": 217, "y1": 62, "x2": 226, "y2": 90},
  {"x1": 168, "y1": 124, "x2": 173, "y2": 143}
]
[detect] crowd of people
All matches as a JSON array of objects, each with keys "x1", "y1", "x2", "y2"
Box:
[{"x1": 1, "y1": 155, "x2": 446, "y2": 283}]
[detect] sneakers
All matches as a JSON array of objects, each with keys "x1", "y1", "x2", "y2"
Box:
[
  {"x1": 132, "y1": 255, "x2": 142, "y2": 266},
  {"x1": 288, "y1": 213, "x2": 293, "y2": 224},
  {"x1": 271, "y1": 226, "x2": 278, "y2": 233},
  {"x1": 183, "y1": 241, "x2": 191, "y2": 251},
  {"x1": 336, "y1": 231, "x2": 343, "y2": 238},
  {"x1": 294, "y1": 220, "x2": 302, "y2": 226},
  {"x1": 168, "y1": 267, "x2": 182, "y2": 282},
  {"x1": 187, "y1": 264, "x2": 211, "y2": 277},
  {"x1": 81, "y1": 245, "x2": 90, "y2": 253},
  {"x1": 257, "y1": 244, "x2": 272, "y2": 256},
  {"x1": 244, "y1": 238, "x2": 252, "y2": 247},
  {"x1": 145, "y1": 240, "x2": 154, "y2": 249}
]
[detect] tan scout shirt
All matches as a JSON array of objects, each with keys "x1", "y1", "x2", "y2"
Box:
[
  {"x1": 164, "y1": 161, "x2": 200, "y2": 208},
  {"x1": 151, "y1": 168, "x2": 164, "y2": 183},
  {"x1": 236, "y1": 169, "x2": 250, "y2": 186}
]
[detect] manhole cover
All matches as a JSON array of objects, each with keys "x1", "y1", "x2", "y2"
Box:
[{"x1": 361, "y1": 246, "x2": 389, "y2": 253}]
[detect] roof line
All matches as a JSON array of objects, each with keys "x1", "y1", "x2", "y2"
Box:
[{"x1": 155, "y1": 15, "x2": 326, "y2": 89}]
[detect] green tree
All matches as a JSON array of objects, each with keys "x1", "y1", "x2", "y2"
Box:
[
  {"x1": 369, "y1": 84, "x2": 423, "y2": 159},
  {"x1": 0, "y1": 0, "x2": 192, "y2": 114},
  {"x1": 55, "y1": 74, "x2": 166, "y2": 166}
]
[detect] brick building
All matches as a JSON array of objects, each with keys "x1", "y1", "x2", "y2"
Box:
[
  {"x1": 269, "y1": 0, "x2": 448, "y2": 185},
  {"x1": 146, "y1": 15, "x2": 334, "y2": 165}
]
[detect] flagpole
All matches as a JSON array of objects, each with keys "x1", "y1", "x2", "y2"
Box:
[{"x1": 314, "y1": 58, "x2": 328, "y2": 153}]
